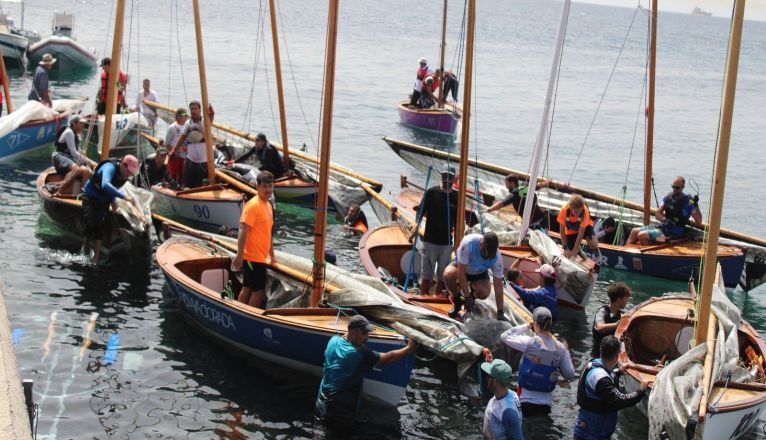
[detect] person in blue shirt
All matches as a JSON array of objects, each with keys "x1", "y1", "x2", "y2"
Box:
[
  {"x1": 507, "y1": 263, "x2": 558, "y2": 318},
  {"x1": 315, "y1": 315, "x2": 417, "y2": 428},
  {"x1": 482, "y1": 359, "x2": 524, "y2": 440},
  {"x1": 81, "y1": 155, "x2": 140, "y2": 264},
  {"x1": 626, "y1": 176, "x2": 702, "y2": 245}
]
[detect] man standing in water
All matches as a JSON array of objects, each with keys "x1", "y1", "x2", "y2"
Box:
[{"x1": 482, "y1": 359, "x2": 524, "y2": 439}]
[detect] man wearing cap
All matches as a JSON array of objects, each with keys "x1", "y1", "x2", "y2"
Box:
[
  {"x1": 173, "y1": 100, "x2": 214, "y2": 188},
  {"x1": 507, "y1": 261, "x2": 559, "y2": 318},
  {"x1": 574, "y1": 336, "x2": 649, "y2": 440},
  {"x1": 165, "y1": 108, "x2": 189, "y2": 185},
  {"x1": 481, "y1": 359, "x2": 524, "y2": 440},
  {"x1": 137, "y1": 147, "x2": 176, "y2": 189},
  {"x1": 29, "y1": 53, "x2": 56, "y2": 107},
  {"x1": 443, "y1": 231, "x2": 507, "y2": 321},
  {"x1": 96, "y1": 57, "x2": 128, "y2": 115},
  {"x1": 51, "y1": 115, "x2": 97, "y2": 196},
  {"x1": 81, "y1": 155, "x2": 141, "y2": 264},
  {"x1": 410, "y1": 164, "x2": 458, "y2": 296},
  {"x1": 408, "y1": 57, "x2": 429, "y2": 108},
  {"x1": 500, "y1": 307, "x2": 575, "y2": 417},
  {"x1": 316, "y1": 315, "x2": 417, "y2": 426},
  {"x1": 234, "y1": 132, "x2": 285, "y2": 179}
]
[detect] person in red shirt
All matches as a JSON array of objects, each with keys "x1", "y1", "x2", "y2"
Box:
[{"x1": 557, "y1": 194, "x2": 600, "y2": 260}]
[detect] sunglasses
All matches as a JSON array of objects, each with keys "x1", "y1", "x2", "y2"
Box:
[{"x1": 672, "y1": 185, "x2": 683, "y2": 190}]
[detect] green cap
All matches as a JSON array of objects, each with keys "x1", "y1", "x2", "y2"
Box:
[{"x1": 481, "y1": 359, "x2": 513, "y2": 385}]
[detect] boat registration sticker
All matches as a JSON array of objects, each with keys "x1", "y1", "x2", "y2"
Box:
[{"x1": 632, "y1": 258, "x2": 643, "y2": 271}]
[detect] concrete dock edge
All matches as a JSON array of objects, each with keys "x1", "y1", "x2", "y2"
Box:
[{"x1": 0, "y1": 283, "x2": 32, "y2": 439}]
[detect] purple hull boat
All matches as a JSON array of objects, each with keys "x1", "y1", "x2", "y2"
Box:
[{"x1": 398, "y1": 101, "x2": 459, "y2": 135}]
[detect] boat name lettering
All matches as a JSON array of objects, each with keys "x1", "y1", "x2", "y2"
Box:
[
  {"x1": 180, "y1": 293, "x2": 236, "y2": 331},
  {"x1": 115, "y1": 118, "x2": 128, "y2": 130},
  {"x1": 193, "y1": 204, "x2": 211, "y2": 219}
]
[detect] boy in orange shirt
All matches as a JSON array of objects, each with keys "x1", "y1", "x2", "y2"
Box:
[
  {"x1": 233, "y1": 171, "x2": 276, "y2": 308},
  {"x1": 557, "y1": 194, "x2": 600, "y2": 261}
]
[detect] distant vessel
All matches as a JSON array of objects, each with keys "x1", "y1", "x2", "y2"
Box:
[
  {"x1": 28, "y1": 12, "x2": 98, "y2": 72},
  {"x1": 692, "y1": 6, "x2": 713, "y2": 16}
]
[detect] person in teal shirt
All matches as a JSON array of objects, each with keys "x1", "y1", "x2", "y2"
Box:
[{"x1": 482, "y1": 359, "x2": 524, "y2": 439}]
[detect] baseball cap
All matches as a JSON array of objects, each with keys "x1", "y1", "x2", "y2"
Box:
[
  {"x1": 256, "y1": 132, "x2": 267, "y2": 142},
  {"x1": 122, "y1": 155, "x2": 139, "y2": 175},
  {"x1": 440, "y1": 164, "x2": 456, "y2": 178},
  {"x1": 155, "y1": 147, "x2": 168, "y2": 156},
  {"x1": 348, "y1": 315, "x2": 374, "y2": 333},
  {"x1": 69, "y1": 115, "x2": 82, "y2": 126},
  {"x1": 418, "y1": 57, "x2": 427, "y2": 64},
  {"x1": 533, "y1": 307, "x2": 553, "y2": 329},
  {"x1": 483, "y1": 231, "x2": 499, "y2": 257},
  {"x1": 481, "y1": 359, "x2": 513, "y2": 385},
  {"x1": 535, "y1": 264, "x2": 557, "y2": 279}
]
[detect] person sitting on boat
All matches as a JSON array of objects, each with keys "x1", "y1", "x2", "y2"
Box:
[
  {"x1": 342, "y1": 205, "x2": 368, "y2": 234},
  {"x1": 408, "y1": 57, "x2": 429, "y2": 108},
  {"x1": 165, "y1": 108, "x2": 188, "y2": 185},
  {"x1": 315, "y1": 315, "x2": 417, "y2": 428},
  {"x1": 487, "y1": 175, "x2": 546, "y2": 228},
  {"x1": 574, "y1": 336, "x2": 649, "y2": 440},
  {"x1": 594, "y1": 216, "x2": 619, "y2": 245},
  {"x1": 135, "y1": 78, "x2": 159, "y2": 128},
  {"x1": 481, "y1": 359, "x2": 524, "y2": 440},
  {"x1": 557, "y1": 194, "x2": 600, "y2": 261},
  {"x1": 28, "y1": 53, "x2": 55, "y2": 107},
  {"x1": 590, "y1": 282, "x2": 631, "y2": 359},
  {"x1": 500, "y1": 307, "x2": 575, "y2": 417},
  {"x1": 625, "y1": 176, "x2": 702, "y2": 245},
  {"x1": 51, "y1": 115, "x2": 97, "y2": 196},
  {"x1": 507, "y1": 262, "x2": 558, "y2": 318},
  {"x1": 443, "y1": 231, "x2": 508, "y2": 321},
  {"x1": 234, "y1": 132, "x2": 285, "y2": 179},
  {"x1": 81, "y1": 155, "x2": 140, "y2": 265},
  {"x1": 411, "y1": 164, "x2": 458, "y2": 296},
  {"x1": 137, "y1": 147, "x2": 176, "y2": 189},
  {"x1": 419, "y1": 70, "x2": 440, "y2": 109},
  {"x1": 232, "y1": 171, "x2": 275, "y2": 308},
  {"x1": 173, "y1": 100, "x2": 214, "y2": 188},
  {"x1": 96, "y1": 57, "x2": 128, "y2": 115}
]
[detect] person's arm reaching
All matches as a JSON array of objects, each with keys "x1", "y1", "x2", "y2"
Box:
[{"x1": 378, "y1": 338, "x2": 418, "y2": 364}]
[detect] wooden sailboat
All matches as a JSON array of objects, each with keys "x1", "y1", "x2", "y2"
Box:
[
  {"x1": 617, "y1": 2, "x2": 766, "y2": 437},
  {"x1": 156, "y1": 0, "x2": 414, "y2": 406}
]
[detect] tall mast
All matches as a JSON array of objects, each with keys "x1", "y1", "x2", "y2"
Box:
[
  {"x1": 268, "y1": 0, "x2": 291, "y2": 170},
  {"x1": 99, "y1": 0, "x2": 126, "y2": 160},
  {"x1": 694, "y1": 0, "x2": 745, "y2": 346},
  {"x1": 643, "y1": 0, "x2": 657, "y2": 225},
  {"x1": 453, "y1": 0, "x2": 475, "y2": 249},
  {"x1": 310, "y1": 0, "x2": 339, "y2": 306},
  {"x1": 438, "y1": 0, "x2": 448, "y2": 107},
  {"x1": 191, "y1": 0, "x2": 216, "y2": 185},
  {"x1": 518, "y1": 0, "x2": 571, "y2": 243}
]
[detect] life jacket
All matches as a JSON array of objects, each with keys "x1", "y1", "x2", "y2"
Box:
[
  {"x1": 661, "y1": 193, "x2": 693, "y2": 237},
  {"x1": 99, "y1": 70, "x2": 127, "y2": 104},
  {"x1": 517, "y1": 185, "x2": 529, "y2": 198},
  {"x1": 576, "y1": 359, "x2": 615, "y2": 413},
  {"x1": 563, "y1": 206, "x2": 589, "y2": 235},
  {"x1": 91, "y1": 159, "x2": 129, "y2": 196},
  {"x1": 574, "y1": 359, "x2": 620, "y2": 439},
  {"x1": 416, "y1": 66, "x2": 428, "y2": 81},
  {"x1": 517, "y1": 336, "x2": 561, "y2": 393},
  {"x1": 54, "y1": 126, "x2": 78, "y2": 155},
  {"x1": 591, "y1": 305, "x2": 621, "y2": 357},
  {"x1": 424, "y1": 74, "x2": 439, "y2": 92},
  {"x1": 185, "y1": 119, "x2": 206, "y2": 144}
]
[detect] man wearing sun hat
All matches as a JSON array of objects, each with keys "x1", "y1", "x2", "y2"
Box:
[
  {"x1": 507, "y1": 262, "x2": 559, "y2": 318},
  {"x1": 481, "y1": 359, "x2": 524, "y2": 440},
  {"x1": 81, "y1": 154, "x2": 140, "y2": 264},
  {"x1": 316, "y1": 315, "x2": 417, "y2": 427},
  {"x1": 28, "y1": 53, "x2": 56, "y2": 107}
]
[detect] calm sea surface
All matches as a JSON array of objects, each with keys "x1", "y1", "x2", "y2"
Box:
[{"x1": 1, "y1": 0, "x2": 765, "y2": 438}]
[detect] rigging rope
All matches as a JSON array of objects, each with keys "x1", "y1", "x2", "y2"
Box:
[
  {"x1": 403, "y1": 165, "x2": 434, "y2": 292},
  {"x1": 174, "y1": 0, "x2": 189, "y2": 105},
  {"x1": 242, "y1": 0, "x2": 265, "y2": 133}
]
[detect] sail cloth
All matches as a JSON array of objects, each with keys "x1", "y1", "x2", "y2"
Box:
[
  {"x1": 647, "y1": 278, "x2": 753, "y2": 439},
  {"x1": 114, "y1": 182, "x2": 154, "y2": 235},
  {"x1": 0, "y1": 99, "x2": 86, "y2": 139}
]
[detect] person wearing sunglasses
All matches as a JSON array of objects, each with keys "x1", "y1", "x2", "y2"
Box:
[{"x1": 626, "y1": 176, "x2": 702, "y2": 245}]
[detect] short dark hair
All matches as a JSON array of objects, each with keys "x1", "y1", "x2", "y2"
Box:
[
  {"x1": 189, "y1": 100, "x2": 201, "y2": 110},
  {"x1": 543, "y1": 276, "x2": 557, "y2": 287},
  {"x1": 256, "y1": 171, "x2": 274, "y2": 185},
  {"x1": 603, "y1": 217, "x2": 616, "y2": 228},
  {"x1": 506, "y1": 268, "x2": 521, "y2": 284},
  {"x1": 607, "y1": 282, "x2": 631, "y2": 303},
  {"x1": 505, "y1": 175, "x2": 519, "y2": 185},
  {"x1": 600, "y1": 335, "x2": 620, "y2": 361}
]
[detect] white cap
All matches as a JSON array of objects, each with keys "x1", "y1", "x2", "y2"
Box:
[{"x1": 418, "y1": 57, "x2": 427, "y2": 64}]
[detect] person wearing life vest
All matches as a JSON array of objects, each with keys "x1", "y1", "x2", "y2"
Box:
[
  {"x1": 626, "y1": 176, "x2": 702, "y2": 245},
  {"x1": 342, "y1": 205, "x2": 368, "y2": 235},
  {"x1": 574, "y1": 336, "x2": 649, "y2": 440},
  {"x1": 51, "y1": 115, "x2": 97, "y2": 196},
  {"x1": 590, "y1": 282, "x2": 631, "y2": 359},
  {"x1": 409, "y1": 57, "x2": 429, "y2": 108},
  {"x1": 97, "y1": 57, "x2": 128, "y2": 115},
  {"x1": 481, "y1": 359, "x2": 524, "y2": 440},
  {"x1": 557, "y1": 194, "x2": 600, "y2": 261},
  {"x1": 419, "y1": 69, "x2": 440, "y2": 109},
  {"x1": 508, "y1": 262, "x2": 559, "y2": 318},
  {"x1": 172, "y1": 100, "x2": 215, "y2": 188},
  {"x1": 81, "y1": 155, "x2": 140, "y2": 264},
  {"x1": 488, "y1": 175, "x2": 546, "y2": 228},
  {"x1": 500, "y1": 307, "x2": 575, "y2": 417}
]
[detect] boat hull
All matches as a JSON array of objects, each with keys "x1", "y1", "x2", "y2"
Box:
[
  {"x1": 0, "y1": 31, "x2": 28, "y2": 61},
  {"x1": 151, "y1": 185, "x2": 245, "y2": 231},
  {"x1": 273, "y1": 176, "x2": 318, "y2": 204},
  {"x1": 0, "y1": 117, "x2": 63, "y2": 161},
  {"x1": 398, "y1": 102, "x2": 458, "y2": 135},
  {"x1": 28, "y1": 36, "x2": 97, "y2": 70}
]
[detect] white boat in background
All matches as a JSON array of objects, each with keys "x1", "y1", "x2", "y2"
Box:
[
  {"x1": 82, "y1": 111, "x2": 151, "y2": 153},
  {"x1": 27, "y1": 12, "x2": 97, "y2": 71},
  {"x1": 0, "y1": 14, "x2": 27, "y2": 62},
  {"x1": 692, "y1": 6, "x2": 713, "y2": 16}
]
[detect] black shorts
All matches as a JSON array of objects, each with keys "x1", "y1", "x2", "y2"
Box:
[
  {"x1": 243, "y1": 260, "x2": 267, "y2": 291},
  {"x1": 466, "y1": 271, "x2": 490, "y2": 283},
  {"x1": 52, "y1": 152, "x2": 75, "y2": 175},
  {"x1": 565, "y1": 225, "x2": 595, "y2": 250},
  {"x1": 82, "y1": 196, "x2": 109, "y2": 241},
  {"x1": 96, "y1": 101, "x2": 106, "y2": 115},
  {"x1": 183, "y1": 160, "x2": 209, "y2": 188}
]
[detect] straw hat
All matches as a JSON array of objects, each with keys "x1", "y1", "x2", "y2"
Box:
[{"x1": 39, "y1": 53, "x2": 57, "y2": 66}]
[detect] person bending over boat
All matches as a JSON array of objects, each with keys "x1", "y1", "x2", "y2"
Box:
[
  {"x1": 29, "y1": 53, "x2": 55, "y2": 107},
  {"x1": 315, "y1": 315, "x2": 417, "y2": 428},
  {"x1": 165, "y1": 108, "x2": 189, "y2": 185},
  {"x1": 81, "y1": 155, "x2": 140, "y2": 265},
  {"x1": 507, "y1": 263, "x2": 558, "y2": 318},
  {"x1": 419, "y1": 70, "x2": 440, "y2": 109},
  {"x1": 574, "y1": 336, "x2": 649, "y2": 440},
  {"x1": 411, "y1": 165, "x2": 458, "y2": 296},
  {"x1": 96, "y1": 57, "x2": 128, "y2": 115},
  {"x1": 481, "y1": 359, "x2": 524, "y2": 440},
  {"x1": 500, "y1": 307, "x2": 575, "y2": 418},
  {"x1": 590, "y1": 282, "x2": 631, "y2": 359},
  {"x1": 441, "y1": 69, "x2": 459, "y2": 104},
  {"x1": 444, "y1": 231, "x2": 508, "y2": 321},
  {"x1": 487, "y1": 175, "x2": 546, "y2": 228},
  {"x1": 173, "y1": 101, "x2": 214, "y2": 188},
  {"x1": 137, "y1": 147, "x2": 176, "y2": 189},
  {"x1": 625, "y1": 176, "x2": 702, "y2": 245},
  {"x1": 342, "y1": 205, "x2": 368, "y2": 234},
  {"x1": 51, "y1": 115, "x2": 97, "y2": 196},
  {"x1": 557, "y1": 194, "x2": 600, "y2": 261},
  {"x1": 234, "y1": 132, "x2": 285, "y2": 179},
  {"x1": 232, "y1": 171, "x2": 275, "y2": 309}
]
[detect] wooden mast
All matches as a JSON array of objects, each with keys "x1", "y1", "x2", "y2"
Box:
[
  {"x1": 453, "y1": 0, "x2": 475, "y2": 249},
  {"x1": 268, "y1": 0, "x2": 291, "y2": 170},
  {"x1": 310, "y1": 0, "x2": 339, "y2": 306},
  {"x1": 100, "y1": 0, "x2": 126, "y2": 160},
  {"x1": 437, "y1": 0, "x2": 448, "y2": 108},
  {"x1": 0, "y1": 49, "x2": 11, "y2": 113},
  {"x1": 643, "y1": 0, "x2": 657, "y2": 225},
  {"x1": 191, "y1": 0, "x2": 216, "y2": 185}
]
